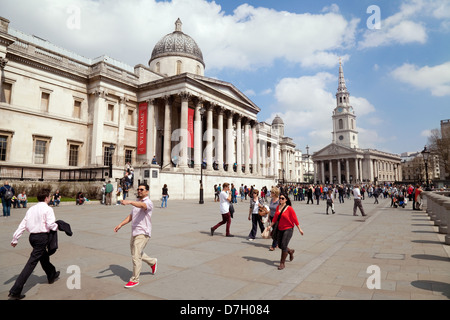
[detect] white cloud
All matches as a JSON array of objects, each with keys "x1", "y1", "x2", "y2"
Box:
[
  {"x1": 265, "y1": 72, "x2": 376, "y2": 151},
  {"x1": 2, "y1": 0, "x2": 359, "y2": 71},
  {"x1": 391, "y1": 61, "x2": 450, "y2": 96}
]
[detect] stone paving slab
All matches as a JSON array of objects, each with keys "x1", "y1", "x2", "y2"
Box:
[{"x1": 0, "y1": 195, "x2": 449, "y2": 301}]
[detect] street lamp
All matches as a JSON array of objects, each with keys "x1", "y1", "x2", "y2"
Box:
[
  {"x1": 421, "y1": 145, "x2": 430, "y2": 190},
  {"x1": 108, "y1": 143, "x2": 115, "y2": 179},
  {"x1": 199, "y1": 107, "x2": 205, "y2": 204}
]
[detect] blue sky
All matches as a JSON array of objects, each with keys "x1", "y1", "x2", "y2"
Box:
[{"x1": 2, "y1": 0, "x2": 449, "y2": 155}]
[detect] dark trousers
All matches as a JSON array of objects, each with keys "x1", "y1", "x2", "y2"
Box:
[
  {"x1": 353, "y1": 199, "x2": 366, "y2": 216},
  {"x1": 10, "y1": 233, "x2": 57, "y2": 296},
  {"x1": 248, "y1": 214, "x2": 264, "y2": 239},
  {"x1": 212, "y1": 212, "x2": 231, "y2": 236}
]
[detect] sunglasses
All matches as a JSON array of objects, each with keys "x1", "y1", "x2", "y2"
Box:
[
  {"x1": 279, "y1": 197, "x2": 286, "y2": 200},
  {"x1": 137, "y1": 188, "x2": 146, "y2": 191}
]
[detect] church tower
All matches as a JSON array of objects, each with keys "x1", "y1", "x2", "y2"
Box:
[{"x1": 332, "y1": 59, "x2": 358, "y2": 148}]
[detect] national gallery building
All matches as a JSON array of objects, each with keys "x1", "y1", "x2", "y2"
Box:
[
  {"x1": 0, "y1": 17, "x2": 299, "y2": 199},
  {"x1": 312, "y1": 61, "x2": 402, "y2": 186}
]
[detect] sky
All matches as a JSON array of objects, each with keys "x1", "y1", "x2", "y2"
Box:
[{"x1": 1, "y1": 0, "x2": 449, "y2": 156}]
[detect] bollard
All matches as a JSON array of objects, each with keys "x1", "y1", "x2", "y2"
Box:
[{"x1": 441, "y1": 199, "x2": 450, "y2": 237}]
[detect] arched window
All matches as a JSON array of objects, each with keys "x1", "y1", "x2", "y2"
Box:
[
  {"x1": 176, "y1": 60, "x2": 182, "y2": 75},
  {"x1": 339, "y1": 119, "x2": 343, "y2": 129}
]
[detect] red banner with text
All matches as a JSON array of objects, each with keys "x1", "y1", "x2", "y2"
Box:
[
  {"x1": 188, "y1": 108, "x2": 194, "y2": 148},
  {"x1": 137, "y1": 102, "x2": 147, "y2": 155}
]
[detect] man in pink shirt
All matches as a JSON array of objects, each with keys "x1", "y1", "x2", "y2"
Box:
[
  {"x1": 9, "y1": 188, "x2": 60, "y2": 300},
  {"x1": 114, "y1": 183, "x2": 157, "y2": 288}
]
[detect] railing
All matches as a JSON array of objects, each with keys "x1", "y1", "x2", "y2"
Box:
[
  {"x1": 422, "y1": 191, "x2": 450, "y2": 245},
  {"x1": 0, "y1": 164, "x2": 109, "y2": 182}
]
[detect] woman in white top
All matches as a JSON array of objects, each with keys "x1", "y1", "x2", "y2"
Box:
[{"x1": 210, "y1": 183, "x2": 233, "y2": 237}]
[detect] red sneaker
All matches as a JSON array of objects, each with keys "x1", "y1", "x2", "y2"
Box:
[
  {"x1": 151, "y1": 259, "x2": 157, "y2": 275},
  {"x1": 124, "y1": 281, "x2": 139, "y2": 288}
]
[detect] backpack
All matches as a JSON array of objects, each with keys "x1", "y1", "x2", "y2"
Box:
[{"x1": 4, "y1": 188, "x2": 13, "y2": 200}]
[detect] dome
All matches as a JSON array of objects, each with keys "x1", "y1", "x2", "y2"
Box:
[
  {"x1": 149, "y1": 18, "x2": 205, "y2": 68},
  {"x1": 272, "y1": 115, "x2": 284, "y2": 126}
]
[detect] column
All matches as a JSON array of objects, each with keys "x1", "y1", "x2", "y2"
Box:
[
  {"x1": 321, "y1": 161, "x2": 325, "y2": 184},
  {"x1": 329, "y1": 160, "x2": 333, "y2": 184},
  {"x1": 244, "y1": 119, "x2": 250, "y2": 174},
  {"x1": 369, "y1": 159, "x2": 374, "y2": 182},
  {"x1": 346, "y1": 159, "x2": 350, "y2": 184},
  {"x1": 252, "y1": 122, "x2": 258, "y2": 175},
  {"x1": 194, "y1": 99, "x2": 202, "y2": 170},
  {"x1": 146, "y1": 99, "x2": 155, "y2": 163},
  {"x1": 337, "y1": 159, "x2": 342, "y2": 184},
  {"x1": 90, "y1": 90, "x2": 106, "y2": 165},
  {"x1": 163, "y1": 96, "x2": 173, "y2": 169},
  {"x1": 226, "y1": 111, "x2": 234, "y2": 172},
  {"x1": 117, "y1": 96, "x2": 127, "y2": 165},
  {"x1": 205, "y1": 104, "x2": 213, "y2": 171},
  {"x1": 360, "y1": 159, "x2": 364, "y2": 182},
  {"x1": 217, "y1": 107, "x2": 224, "y2": 172},
  {"x1": 179, "y1": 92, "x2": 189, "y2": 168},
  {"x1": 313, "y1": 162, "x2": 317, "y2": 184},
  {"x1": 236, "y1": 116, "x2": 242, "y2": 173}
]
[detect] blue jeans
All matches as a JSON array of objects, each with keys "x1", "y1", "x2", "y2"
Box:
[
  {"x1": 161, "y1": 195, "x2": 168, "y2": 208},
  {"x1": 2, "y1": 198, "x2": 12, "y2": 216}
]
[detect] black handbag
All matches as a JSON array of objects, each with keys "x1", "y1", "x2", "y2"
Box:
[{"x1": 229, "y1": 203, "x2": 235, "y2": 218}]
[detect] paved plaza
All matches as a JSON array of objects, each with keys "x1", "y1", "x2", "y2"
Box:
[{"x1": 1, "y1": 194, "x2": 449, "y2": 301}]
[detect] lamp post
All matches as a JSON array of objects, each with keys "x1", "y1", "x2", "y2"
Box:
[
  {"x1": 108, "y1": 143, "x2": 115, "y2": 179},
  {"x1": 199, "y1": 107, "x2": 205, "y2": 204},
  {"x1": 421, "y1": 145, "x2": 430, "y2": 190}
]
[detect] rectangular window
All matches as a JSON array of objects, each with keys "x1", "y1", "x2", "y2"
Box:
[
  {"x1": 41, "y1": 92, "x2": 50, "y2": 112},
  {"x1": 69, "y1": 144, "x2": 79, "y2": 166},
  {"x1": 34, "y1": 140, "x2": 47, "y2": 164},
  {"x1": 73, "y1": 100, "x2": 81, "y2": 119},
  {"x1": 127, "y1": 109, "x2": 135, "y2": 126},
  {"x1": 125, "y1": 149, "x2": 133, "y2": 165},
  {"x1": 1, "y1": 82, "x2": 12, "y2": 104},
  {"x1": 104, "y1": 145, "x2": 113, "y2": 167},
  {"x1": 107, "y1": 104, "x2": 114, "y2": 122},
  {"x1": 0, "y1": 135, "x2": 7, "y2": 161}
]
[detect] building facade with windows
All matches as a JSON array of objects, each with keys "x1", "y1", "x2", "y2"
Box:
[
  {"x1": 312, "y1": 61, "x2": 402, "y2": 185},
  {"x1": 0, "y1": 17, "x2": 295, "y2": 198}
]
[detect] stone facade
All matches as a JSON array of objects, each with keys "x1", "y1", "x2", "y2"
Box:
[{"x1": 0, "y1": 17, "x2": 298, "y2": 199}]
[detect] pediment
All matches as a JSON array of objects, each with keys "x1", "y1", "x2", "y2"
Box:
[
  {"x1": 312, "y1": 143, "x2": 359, "y2": 159},
  {"x1": 192, "y1": 75, "x2": 260, "y2": 112}
]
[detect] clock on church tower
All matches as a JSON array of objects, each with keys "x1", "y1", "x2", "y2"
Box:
[{"x1": 332, "y1": 60, "x2": 359, "y2": 149}]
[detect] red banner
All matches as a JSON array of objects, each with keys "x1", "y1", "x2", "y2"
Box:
[
  {"x1": 137, "y1": 102, "x2": 147, "y2": 155},
  {"x1": 188, "y1": 108, "x2": 194, "y2": 148}
]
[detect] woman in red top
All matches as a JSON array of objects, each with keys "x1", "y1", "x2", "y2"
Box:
[{"x1": 268, "y1": 193, "x2": 304, "y2": 270}]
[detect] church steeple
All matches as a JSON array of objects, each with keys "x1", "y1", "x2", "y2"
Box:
[{"x1": 332, "y1": 59, "x2": 359, "y2": 149}]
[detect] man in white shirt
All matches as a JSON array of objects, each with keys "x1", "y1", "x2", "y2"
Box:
[
  {"x1": 114, "y1": 183, "x2": 157, "y2": 288},
  {"x1": 210, "y1": 182, "x2": 233, "y2": 237},
  {"x1": 353, "y1": 185, "x2": 367, "y2": 217},
  {"x1": 9, "y1": 188, "x2": 60, "y2": 300}
]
